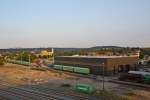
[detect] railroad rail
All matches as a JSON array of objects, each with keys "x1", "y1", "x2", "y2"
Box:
[
  {"x1": 109, "y1": 79, "x2": 150, "y2": 91},
  {"x1": 49, "y1": 68, "x2": 150, "y2": 91},
  {"x1": 24, "y1": 85, "x2": 97, "y2": 100},
  {"x1": 0, "y1": 81, "x2": 70, "y2": 100},
  {"x1": 0, "y1": 81, "x2": 97, "y2": 100},
  {"x1": 0, "y1": 95, "x2": 12, "y2": 100},
  {"x1": 48, "y1": 68, "x2": 97, "y2": 79}
]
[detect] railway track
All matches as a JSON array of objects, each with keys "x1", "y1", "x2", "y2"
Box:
[
  {"x1": 24, "y1": 85, "x2": 97, "y2": 100},
  {"x1": 49, "y1": 68, "x2": 150, "y2": 91},
  {"x1": 109, "y1": 79, "x2": 150, "y2": 91},
  {"x1": 48, "y1": 68, "x2": 97, "y2": 79},
  {"x1": 0, "y1": 81, "x2": 97, "y2": 100},
  {"x1": 0, "y1": 96, "x2": 10, "y2": 100},
  {"x1": 0, "y1": 82, "x2": 72, "y2": 100},
  {"x1": 0, "y1": 89, "x2": 32, "y2": 100}
]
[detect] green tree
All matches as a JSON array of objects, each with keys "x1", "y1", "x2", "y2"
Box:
[
  {"x1": 16, "y1": 51, "x2": 37, "y2": 62},
  {"x1": 139, "y1": 52, "x2": 144, "y2": 59}
]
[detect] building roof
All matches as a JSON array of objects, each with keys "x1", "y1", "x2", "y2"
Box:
[{"x1": 57, "y1": 55, "x2": 139, "y2": 59}]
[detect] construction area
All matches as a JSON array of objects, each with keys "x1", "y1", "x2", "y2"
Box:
[{"x1": 0, "y1": 63, "x2": 150, "y2": 100}]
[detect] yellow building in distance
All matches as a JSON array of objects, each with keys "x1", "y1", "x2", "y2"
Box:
[{"x1": 38, "y1": 49, "x2": 54, "y2": 58}]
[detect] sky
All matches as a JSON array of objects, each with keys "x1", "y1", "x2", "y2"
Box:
[{"x1": 0, "y1": 0, "x2": 150, "y2": 48}]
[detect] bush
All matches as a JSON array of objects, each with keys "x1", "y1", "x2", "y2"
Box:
[
  {"x1": 0, "y1": 57, "x2": 5, "y2": 65},
  {"x1": 60, "y1": 83, "x2": 72, "y2": 87},
  {"x1": 31, "y1": 67, "x2": 48, "y2": 71},
  {"x1": 16, "y1": 51, "x2": 37, "y2": 62}
]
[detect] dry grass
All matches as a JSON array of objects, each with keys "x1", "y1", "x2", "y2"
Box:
[
  {"x1": 94, "y1": 90, "x2": 129, "y2": 100},
  {"x1": 0, "y1": 64, "x2": 75, "y2": 86},
  {"x1": 122, "y1": 90, "x2": 150, "y2": 100}
]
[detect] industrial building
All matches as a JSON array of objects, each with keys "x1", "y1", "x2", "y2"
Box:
[{"x1": 54, "y1": 56, "x2": 139, "y2": 75}]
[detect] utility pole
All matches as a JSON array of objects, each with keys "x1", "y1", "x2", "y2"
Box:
[
  {"x1": 28, "y1": 54, "x2": 31, "y2": 87},
  {"x1": 29, "y1": 55, "x2": 31, "y2": 66},
  {"x1": 52, "y1": 48, "x2": 54, "y2": 64},
  {"x1": 21, "y1": 53, "x2": 22, "y2": 64},
  {"x1": 21, "y1": 51, "x2": 24, "y2": 64},
  {"x1": 102, "y1": 63, "x2": 105, "y2": 91}
]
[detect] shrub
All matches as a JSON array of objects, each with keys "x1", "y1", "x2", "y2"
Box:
[
  {"x1": 31, "y1": 67, "x2": 48, "y2": 71},
  {"x1": 0, "y1": 57, "x2": 5, "y2": 65},
  {"x1": 60, "y1": 83, "x2": 71, "y2": 87}
]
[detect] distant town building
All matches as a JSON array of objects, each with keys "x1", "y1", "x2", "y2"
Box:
[{"x1": 37, "y1": 49, "x2": 54, "y2": 58}]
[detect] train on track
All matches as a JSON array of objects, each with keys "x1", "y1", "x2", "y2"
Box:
[
  {"x1": 8, "y1": 60, "x2": 30, "y2": 66},
  {"x1": 52, "y1": 65, "x2": 90, "y2": 75},
  {"x1": 119, "y1": 71, "x2": 150, "y2": 84},
  {"x1": 8, "y1": 60, "x2": 90, "y2": 75}
]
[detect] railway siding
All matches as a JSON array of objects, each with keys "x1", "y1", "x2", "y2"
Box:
[
  {"x1": 0, "y1": 82, "x2": 70, "y2": 100},
  {"x1": 0, "y1": 81, "x2": 96, "y2": 100},
  {"x1": 109, "y1": 79, "x2": 150, "y2": 90}
]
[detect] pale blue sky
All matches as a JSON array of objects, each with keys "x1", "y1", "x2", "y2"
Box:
[{"x1": 0, "y1": 0, "x2": 150, "y2": 48}]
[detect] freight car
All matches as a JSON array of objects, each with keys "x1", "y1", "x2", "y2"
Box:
[
  {"x1": 53, "y1": 65, "x2": 63, "y2": 70},
  {"x1": 47, "y1": 64, "x2": 54, "y2": 67},
  {"x1": 128, "y1": 71, "x2": 150, "y2": 76},
  {"x1": 8, "y1": 60, "x2": 30, "y2": 66},
  {"x1": 62, "y1": 66, "x2": 74, "y2": 72},
  {"x1": 74, "y1": 84, "x2": 96, "y2": 94},
  {"x1": 53, "y1": 65, "x2": 90, "y2": 75},
  {"x1": 74, "y1": 67, "x2": 90, "y2": 74},
  {"x1": 144, "y1": 75, "x2": 150, "y2": 84},
  {"x1": 119, "y1": 73, "x2": 144, "y2": 83}
]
